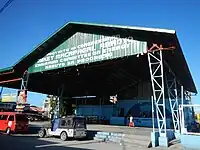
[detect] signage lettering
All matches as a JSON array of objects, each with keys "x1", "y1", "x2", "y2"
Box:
[{"x1": 28, "y1": 33, "x2": 147, "y2": 73}]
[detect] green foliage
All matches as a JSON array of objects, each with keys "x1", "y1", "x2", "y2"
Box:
[
  {"x1": 48, "y1": 95, "x2": 57, "y2": 114},
  {"x1": 47, "y1": 95, "x2": 73, "y2": 117},
  {"x1": 60, "y1": 99, "x2": 68, "y2": 117}
]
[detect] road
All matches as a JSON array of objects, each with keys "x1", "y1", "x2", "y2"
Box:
[
  {"x1": 0, "y1": 122, "x2": 124, "y2": 150},
  {"x1": 0, "y1": 133, "x2": 125, "y2": 150},
  {"x1": 0, "y1": 122, "x2": 183, "y2": 150}
]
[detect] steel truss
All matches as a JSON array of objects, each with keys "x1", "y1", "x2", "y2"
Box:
[
  {"x1": 148, "y1": 50, "x2": 167, "y2": 137},
  {"x1": 166, "y1": 73, "x2": 180, "y2": 133}
]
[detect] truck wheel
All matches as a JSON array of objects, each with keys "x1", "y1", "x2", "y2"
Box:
[
  {"x1": 5, "y1": 128, "x2": 11, "y2": 135},
  {"x1": 60, "y1": 131, "x2": 67, "y2": 141},
  {"x1": 38, "y1": 129, "x2": 46, "y2": 138}
]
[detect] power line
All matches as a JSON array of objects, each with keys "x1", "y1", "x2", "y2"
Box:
[{"x1": 0, "y1": 0, "x2": 15, "y2": 15}]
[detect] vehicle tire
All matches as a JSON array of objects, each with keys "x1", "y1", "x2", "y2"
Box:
[
  {"x1": 38, "y1": 128, "x2": 46, "y2": 138},
  {"x1": 60, "y1": 131, "x2": 68, "y2": 141},
  {"x1": 5, "y1": 128, "x2": 11, "y2": 135}
]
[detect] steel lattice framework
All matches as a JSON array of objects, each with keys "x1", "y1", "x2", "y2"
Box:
[
  {"x1": 148, "y1": 50, "x2": 167, "y2": 137},
  {"x1": 166, "y1": 74, "x2": 180, "y2": 133}
]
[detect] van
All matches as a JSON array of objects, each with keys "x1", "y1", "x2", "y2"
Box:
[{"x1": 0, "y1": 112, "x2": 29, "y2": 134}]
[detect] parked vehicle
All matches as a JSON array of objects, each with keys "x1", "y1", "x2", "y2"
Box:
[
  {"x1": 0, "y1": 112, "x2": 29, "y2": 134},
  {"x1": 38, "y1": 116, "x2": 87, "y2": 141}
]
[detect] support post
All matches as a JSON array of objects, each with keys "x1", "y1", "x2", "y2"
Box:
[
  {"x1": 179, "y1": 104, "x2": 187, "y2": 134},
  {"x1": 180, "y1": 86, "x2": 186, "y2": 133},
  {"x1": 181, "y1": 86, "x2": 184, "y2": 106},
  {"x1": 148, "y1": 50, "x2": 168, "y2": 147},
  {"x1": 0, "y1": 87, "x2": 3, "y2": 100},
  {"x1": 57, "y1": 84, "x2": 65, "y2": 118},
  {"x1": 166, "y1": 74, "x2": 180, "y2": 135},
  {"x1": 18, "y1": 71, "x2": 29, "y2": 105},
  {"x1": 151, "y1": 95, "x2": 159, "y2": 147},
  {"x1": 20, "y1": 71, "x2": 29, "y2": 90},
  {"x1": 152, "y1": 96, "x2": 155, "y2": 133}
]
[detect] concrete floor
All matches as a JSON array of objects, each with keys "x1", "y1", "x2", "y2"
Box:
[{"x1": 28, "y1": 122, "x2": 183, "y2": 150}]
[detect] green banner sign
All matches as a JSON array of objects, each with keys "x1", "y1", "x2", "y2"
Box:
[{"x1": 28, "y1": 32, "x2": 147, "y2": 73}]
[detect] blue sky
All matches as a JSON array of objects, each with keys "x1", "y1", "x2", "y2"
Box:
[{"x1": 0, "y1": 0, "x2": 199, "y2": 107}]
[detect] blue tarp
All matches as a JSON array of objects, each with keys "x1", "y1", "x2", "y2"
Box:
[{"x1": 53, "y1": 118, "x2": 59, "y2": 131}]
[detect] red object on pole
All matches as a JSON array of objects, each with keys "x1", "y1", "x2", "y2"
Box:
[{"x1": 147, "y1": 43, "x2": 175, "y2": 53}]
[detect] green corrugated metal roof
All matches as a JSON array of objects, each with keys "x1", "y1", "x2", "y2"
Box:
[
  {"x1": 0, "y1": 66, "x2": 13, "y2": 73},
  {"x1": 0, "y1": 21, "x2": 196, "y2": 93},
  {"x1": 13, "y1": 22, "x2": 73, "y2": 67},
  {"x1": 13, "y1": 22, "x2": 175, "y2": 67},
  {"x1": 70, "y1": 21, "x2": 176, "y2": 34}
]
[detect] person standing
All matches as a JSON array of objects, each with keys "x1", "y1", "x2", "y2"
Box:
[{"x1": 129, "y1": 115, "x2": 134, "y2": 127}]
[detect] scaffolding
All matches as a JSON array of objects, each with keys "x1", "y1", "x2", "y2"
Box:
[
  {"x1": 166, "y1": 72, "x2": 180, "y2": 133},
  {"x1": 148, "y1": 50, "x2": 167, "y2": 137}
]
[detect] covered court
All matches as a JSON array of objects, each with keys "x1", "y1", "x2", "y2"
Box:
[{"x1": 0, "y1": 22, "x2": 197, "y2": 147}]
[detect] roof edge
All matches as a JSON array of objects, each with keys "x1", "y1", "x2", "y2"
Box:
[
  {"x1": 13, "y1": 22, "x2": 73, "y2": 67},
  {"x1": 0, "y1": 66, "x2": 14, "y2": 73},
  {"x1": 69, "y1": 21, "x2": 176, "y2": 34},
  {"x1": 12, "y1": 21, "x2": 176, "y2": 68},
  {"x1": 174, "y1": 33, "x2": 197, "y2": 94}
]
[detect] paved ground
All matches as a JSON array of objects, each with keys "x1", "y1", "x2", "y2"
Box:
[
  {"x1": 0, "y1": 134, "x2": 124, "y2": 150},
  {"x1": 0, "y1": 132, "x2": 183, "y2": 150},
  {"x1": 29, "y1": 121, "x2": 153, "y2": 138},
  {"x1": 29, "y1": 122, "x2": 183, "y2": 149},
  {"x1": 0, "y1": 121, "x2": 185, "y2": 150}
]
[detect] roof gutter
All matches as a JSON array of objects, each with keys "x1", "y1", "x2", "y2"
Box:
[{"x1": 0, "y1": 69, "x2": 14, "y2": 75}]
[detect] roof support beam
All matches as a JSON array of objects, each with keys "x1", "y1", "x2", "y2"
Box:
[
  {"x1": 0, "y1": 69, "x2": 14, "y2": 75},
  {"x1": 0, "y1": 78, "x2": 22, "y2": 84}
]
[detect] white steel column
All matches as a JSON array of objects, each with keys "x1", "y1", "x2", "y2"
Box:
[
  {"x1": 166, "y1": 75, "x2": 180, "y2": 133},
  {"x1": 148, "y1": 50, "x2": 167, "y2": 137},
  {"x1": 151, "y1": 96, "x2": 155, "y2": 133},
  {"x1": 179, "y1": 104, "x2": 185, "y2": 133}
]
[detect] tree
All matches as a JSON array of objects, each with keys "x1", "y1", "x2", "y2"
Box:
[{"x1": 48, "y1": 95, "x2": 57, "y2": 116}]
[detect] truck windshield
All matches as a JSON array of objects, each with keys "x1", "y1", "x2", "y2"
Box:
[{"x1": 73, "y1": 117, "x2": 86, "y2": 129}]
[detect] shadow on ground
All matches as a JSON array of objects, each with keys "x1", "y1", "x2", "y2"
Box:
[{"x1": 0, "y1": 134, "x2": 96, "y2": 150}]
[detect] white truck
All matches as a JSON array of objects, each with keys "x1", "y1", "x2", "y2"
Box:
[{"x1": 38, "y1": 116, "x2": 87, "y2": 141}]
